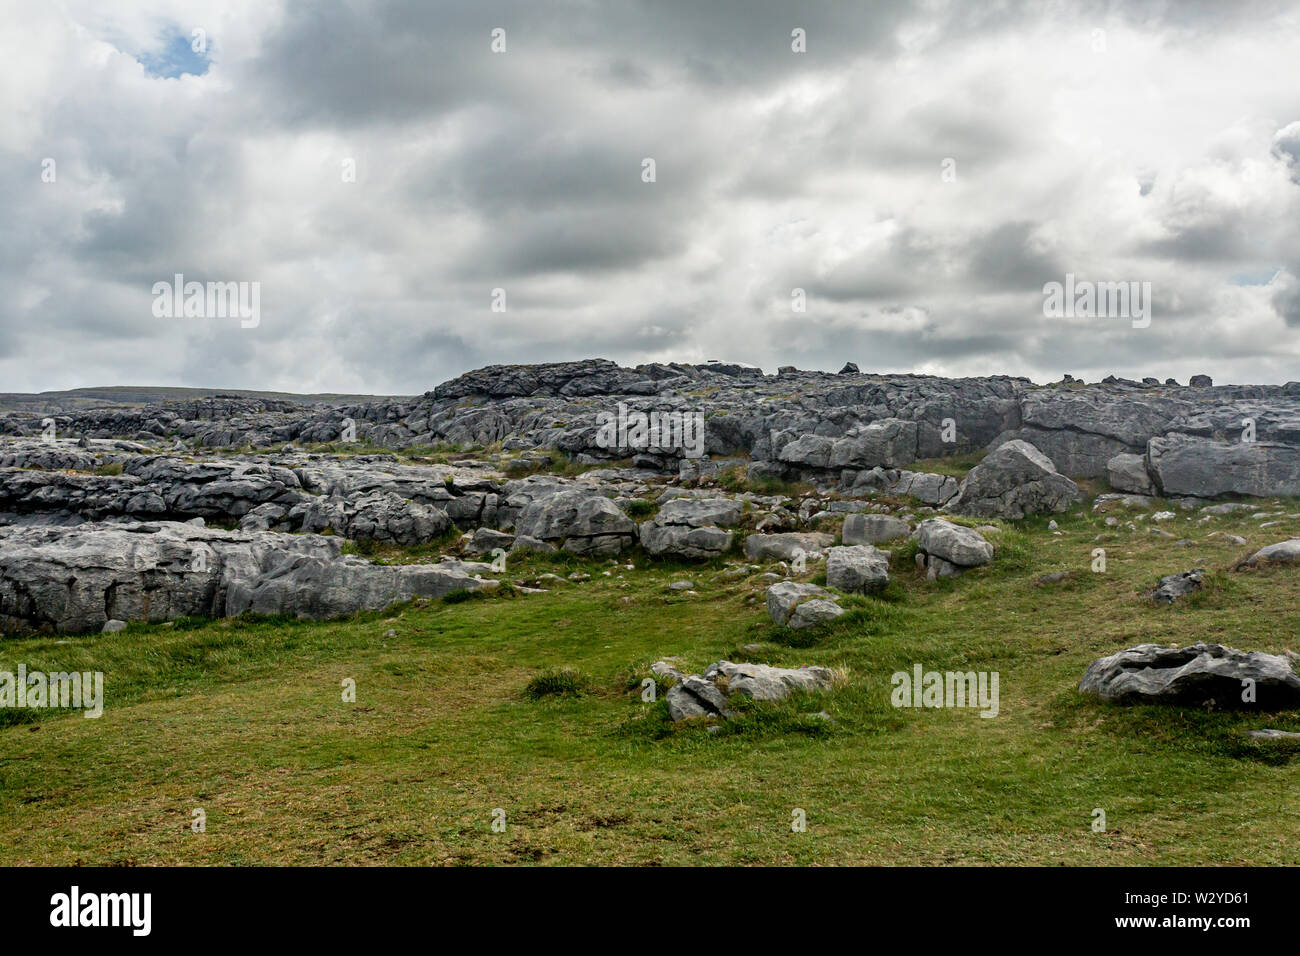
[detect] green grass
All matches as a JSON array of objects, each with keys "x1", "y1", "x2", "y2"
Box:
[{"x1": 1, "y1": 502, "x2": 1299, "y2": 865}]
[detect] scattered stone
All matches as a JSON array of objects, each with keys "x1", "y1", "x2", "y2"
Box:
[
  {"x1": 1239, "y1": 539, "x2": 1300, "y2": 567},
  {"x1": 710, "y1": 660, "x2": 834, "y2": 701},
  {"x1": 1033, "y1": 571, "x2": 1075, "y2": 586},
  {"x1": 1151, "y1": 569, "x2": 1205, "y2": 603},
  {"x1": 1248, "y1": 728, "x2": 1300, "y2": 741},
  {"x1": 666, "y1": 674, "x2": 733, "y2": 721},
  {"x1": 662, "y1": 659, "x2": 835, "y2": 721}
]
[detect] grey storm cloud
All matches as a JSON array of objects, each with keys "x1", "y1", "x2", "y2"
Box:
[{"x1": 2, "y1": 0, "x2": 1300, "y2": 394}]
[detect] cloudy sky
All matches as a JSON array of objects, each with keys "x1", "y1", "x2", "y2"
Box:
[{"x1": 4, "y1": 0, "x2": 1300, "y2": 394}]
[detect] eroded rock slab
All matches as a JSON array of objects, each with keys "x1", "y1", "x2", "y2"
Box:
[
  {"x1": 1080, "y1": 642, "x2": 1300, "y2": 707},
  {"x1": 0, "y1": 521, "x2": 493, "y2": 635}
]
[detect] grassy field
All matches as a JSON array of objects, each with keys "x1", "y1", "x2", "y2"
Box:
[{"x1": 2, "y1": 500, "x2": 1299, "y2": 865}]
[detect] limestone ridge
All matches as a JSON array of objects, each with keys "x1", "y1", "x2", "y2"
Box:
[{"x1": 6, "y1": 359, "x2": 1300, "y2": 499}]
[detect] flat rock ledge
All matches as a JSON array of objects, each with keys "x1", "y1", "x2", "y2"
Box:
[
  {"x1": 1080, "y1": 642, "x2": 1300, "y2": 708},
  {"x1": 0, "y1": 520, "x2": 495, "y2": 635}
]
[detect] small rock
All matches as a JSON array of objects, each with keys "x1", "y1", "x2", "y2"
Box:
[{"x1": 1151, "y1": 569, "x2": 1205, "y2": 604}]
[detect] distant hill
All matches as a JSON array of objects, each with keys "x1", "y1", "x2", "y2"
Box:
[{"x1": 0, "y1": 386, "x2": 415, "y2": 415}]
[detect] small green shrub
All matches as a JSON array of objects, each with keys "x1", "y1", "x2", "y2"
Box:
[{"x1": 524, "y1": 668, "x2": 591, "y2": 700}]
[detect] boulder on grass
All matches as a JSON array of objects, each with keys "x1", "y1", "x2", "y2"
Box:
[
  {"x1": 765, "y1": 581, "x2": 843, "y2": 628},
  {"x1": 1080, "y1": 643, "x2": 1300, "y2": 707},
  {"x1": 1151, "y1": 569, "x2": 1204, "y2": 604},
  {"x1": 842, "y1": 513, "x2": 909, "y2": 545},
  {"x1": 947, "y1": 440, "x2": 1081, "y2": 519},
  {"x1": 825, "y1": 545, "x2": 890, "y2": 594},
  {"x1": 915, "y1": 518, "x2": 993, "y2": 568}
]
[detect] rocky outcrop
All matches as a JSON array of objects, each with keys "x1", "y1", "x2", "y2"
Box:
[
  {"x1": 514, "y1": 488, "x2": 637, "y2": 557},
  {"x1": 638, "y1": 496, "x2": 738, "y2": 559},
  {"x1": 0, "y1": 521, "x2": 493, "y2": 635},
  {"x1": 1146, "y1": 434, "x2": 1300, "y2": 498},
  {"x1": 1080, "y1": 643, "x2": 1300, "y2": 707},
  {"x1": 10, "y1": 362, "x2": 1300, "y2": 503},
  {"x1": 946, "y1": 440, "x2": 1081, "y2": 519},
  {"x1": 291, "y1": 491, "x2": 451, "y2": 544}
]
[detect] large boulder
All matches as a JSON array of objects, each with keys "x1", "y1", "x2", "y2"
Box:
[
  {"x1": 1080, "y1": 643, "x2": 1300, "y2": 707},
  {"x1": 825, "y1": 545, "x2": 890, "y2": 594},
  {"x1": 638, "y1": 496, "x2": 738, "y2": 559},
  {"x1": 515, "y1": 488, "x2": 637, "y2": 556},
  {"x1": 947, "y1": 440, "x2": 1081, "y2": 519},
  {"x1": 463, "y1": 527, "x2": 515, "y2": 556},
  {"x1": 653, "y1": 497, "x2": 742, "y2": 528},
  {"x1": 765, "y1": 581, "x2": 844, "y2": 628},
  {"x1": 640, "y1": 523, "x2": 734, "y2": 559},
  {"x1": 1147, "y1": 434, "x2": 1300, "y2": 498},
  {"x1": 914, "y1": 518, "x2": 994, "y2": 568},
  {"x1": 890, "y1": 471, "x2": 959, "y2": 506},
  {"x1": 842, "y1": 513, "x2": 910, "y2": 544},
  {"x1": 777, "y1": 434, "x2": 835, "y2": 469},
  {"x1": 743, "y1": 531, "x2": 834, "y2": 562},
  {"x1": 827, "y1": 419, "x2": 918, "y2": 469}
]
